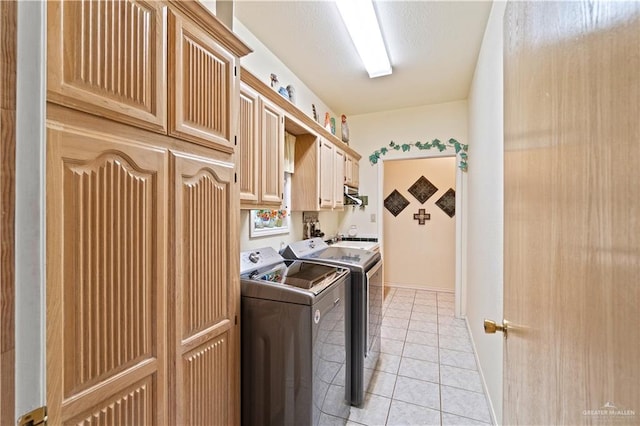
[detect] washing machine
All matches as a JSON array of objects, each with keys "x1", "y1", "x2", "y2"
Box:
[
  {"x1": 282, "y1": 238, "x2": 382, "y2": 407},
  {"x1": 240, "y1": 247, "x2": 351, "y2": 425}
]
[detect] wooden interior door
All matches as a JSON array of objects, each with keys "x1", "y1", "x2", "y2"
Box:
[
  {"x1": 0, "y1": 0, "x2": 16, "y2": 421},
  {"x1": 171, "y1": 150, "x2": 240, "y2": 425},
  {"x1": 503, "y1": 1, "x2": 640, "y2": 424},
  {"x1": 46, "y1": 122, "x2": 168, "y2": 425}
]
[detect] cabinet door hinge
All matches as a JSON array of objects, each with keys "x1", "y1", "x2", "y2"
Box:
[
  {"x1": 234, "y1": 173, "x2": 237, "y2": 183},
  {"x1": 234, "y1": 135, "x2": 237, "y2": 146},
  {"x1": 235, "y1": 315, "x2": 238, "y2": 325},
  {"x1": 234, "y1": 66, "x2": 237, "y2": 77},
  {"x1": 18, "y1": 406, "x2": 47, "y2": 426}
]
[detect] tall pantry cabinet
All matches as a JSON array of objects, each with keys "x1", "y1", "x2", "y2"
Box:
[{"x1": 45, "y1": 1, "x2": 251, "y2": 425}]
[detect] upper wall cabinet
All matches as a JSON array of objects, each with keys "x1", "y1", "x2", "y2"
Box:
[
  {"x1": 238, "y1": 82, "x2": 284, "y2": 209},
  {"x1": 48, "y1": 0, "x2": 251, "y2": 152},
  {"x1": 345, "y1": 154, "x2": 359, "y2": 189},
  {"x1": 319, "y1": 140, "x2": 335, "y2": 209},
  {"x1": 238, "y1": 84, "x2": 260, "y2": 203},
  {"x1": 259, "y1": 97, "x2": 285, "y2": 205},
  {"x1": 47, "y1": 0, "x2": 167, "y2": 133},
  {"x1": 168, "y1": 9, "x2": 237, "y2": 153},
  {"x1": 334, "y1": 147, "x2": 345, "y2": 209},
  {"x1": 291, "y1": 135, "x2": 343, "y2": 212}
]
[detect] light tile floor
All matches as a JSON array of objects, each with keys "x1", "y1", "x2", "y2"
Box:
[{"x1": 342, "y1": 288, "x2": 494, "y2": 426}]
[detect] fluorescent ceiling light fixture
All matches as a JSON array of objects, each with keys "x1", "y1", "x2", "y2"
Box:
[{"x1": 336, "y1": 0, "x2": 392, "y2": 78}]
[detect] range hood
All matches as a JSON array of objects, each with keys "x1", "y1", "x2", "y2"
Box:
[{"x1": 344, "y1": 185, "x2": 363, "y2": 206}]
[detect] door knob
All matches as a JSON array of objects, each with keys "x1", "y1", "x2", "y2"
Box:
[{"x1": 484, "y1": 319, "x2": 509, "y2": 338}]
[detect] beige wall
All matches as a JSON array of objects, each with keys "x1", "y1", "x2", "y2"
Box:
[
  {"x1": 337, "y1": 101, "x2": 468, "y2": 239},
  {"x1": 383, "y1": 157, "x2": 456, "y2": 291},
  {"x1": 466, "y1": 1, "x2": 507, "y2": 424},
  {"x1": 232, "y1": 19, "x2": 337, "y2": 125}
]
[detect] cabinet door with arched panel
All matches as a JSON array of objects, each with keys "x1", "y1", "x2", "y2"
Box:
[
  {"x1": 46, "y1": 122, "x2": 169, "y2": 426},
  {"x1": 170, "y1": 150, "x2": 240, "y2": 426}
]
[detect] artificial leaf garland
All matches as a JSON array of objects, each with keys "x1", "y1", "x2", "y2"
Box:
[{"x1": 369, "y1": 138, "x2": 469, "y2": 171}]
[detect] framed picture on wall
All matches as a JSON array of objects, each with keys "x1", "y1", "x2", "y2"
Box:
[{"x1": 249, "y1": 209, "x2": 290, "y2": 238}]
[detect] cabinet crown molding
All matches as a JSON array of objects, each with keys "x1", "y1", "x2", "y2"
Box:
[{"x1": 167, "y1": 0, "x2": 252, "y2": 58}]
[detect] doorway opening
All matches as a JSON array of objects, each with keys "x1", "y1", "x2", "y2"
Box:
[{"x1": 378, "y1": 154, "x2": 465, "y2": 317}]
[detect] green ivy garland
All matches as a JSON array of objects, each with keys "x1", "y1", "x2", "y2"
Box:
[{"x1": 369, "y1": 138, "x2": 469, "y2": 171}]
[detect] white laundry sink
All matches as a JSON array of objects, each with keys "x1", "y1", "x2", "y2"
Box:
[{"x1": 330, "y1": 241, "x2": 380, "y2": 252}]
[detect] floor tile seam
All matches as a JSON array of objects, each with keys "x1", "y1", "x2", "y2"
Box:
[
  {"x1": 440, "y1": 409, "x2": 492, "y2": 425},
  {"x1": 437, "y1": 330, "x2": 471, "y2": 337},
  {"x1": 437, "y1": 362, "x2": 478, "y2": 372},
  {"x1": 386, "y1": 312, "x2": 413, "y2": 318},
  {"x1": 400, "y1": 354, "x2": 439, "y2": 363},
  {"x1": 382, "y1": 324, "x2": 410, "y2": 331},
  {"x1": 404, "y1": 342, "x2": 439, "y2": 349},
  {"x1": 387, "y1": 397, "x2": 443, "y2": 414},
  {"x1": 438, "y1": 344, "x2": 475, "y2": 355},
  {"x1": 396, "y1": 370, "x2": 440, "y2": 385},
  {"x1": 383, "y1": 372, "x2": 398, "y2": 426},
  {"x1": 389, "y1": 395, "x2": 441, "y2": 413},
  {"x1": 439, "y1": 382, "x2": 486, "y2": 395},
  {"x1": 435, "y1": 293, "x2": 444, "y2": 426},
  {"x1": 437, "y1": 346, "x2": 475, "y2": 354},
  {"x1": 382, "y1": 337, "x2": 407, "y2": 343}
]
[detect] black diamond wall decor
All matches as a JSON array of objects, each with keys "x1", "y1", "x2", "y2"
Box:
[
  {"x1": 436, "y1": 188, "x2": 456, "y2": 217},
  {"x1": 384, "y1": 190, "x2": 410, "y2": 217},
  {"x1": 408, "y1": 176, "x2": 438, "y2": 204}
]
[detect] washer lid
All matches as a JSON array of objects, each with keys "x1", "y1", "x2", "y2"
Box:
[
  {"x1": 305, "y1": 246, "x2": 380, "y2": 270},
  {"x1": 258, "y1": 261, "x2": 343, "y2": 294},
  {"x1": 281, "y1": 237, "x2": 328, "y2": 259}
]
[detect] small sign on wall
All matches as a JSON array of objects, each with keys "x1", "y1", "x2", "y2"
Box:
[{"x1": 413, "y1": 209, "x2": 431, "y2": 225}]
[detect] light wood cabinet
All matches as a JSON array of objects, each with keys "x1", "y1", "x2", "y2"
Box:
[
  {"x1": 334, "y1": 147, "x2": 345, "y2": 209},
  {"x1": 240, "y1": 69, "x2": 363, "y2": 213},
  {"x1": 345, "y1": 154, "x2": 360, "y2": 188},
  {"x1": 47, "y1": 0, "x2": 167, "y2": 133},
  {"x1": 46, "y1": 121, "x2": 169, "y2": 425},
  {"x1": 171, "y1": 150, "x2": 239, "y2": 426},
  {"x1": 319, "y1": 139, "x2": 335, "y2": 209},
  {"x1": 239, "y1": 83, "x2": 284, "y2": 209},
  {"x1": 46, "y1": 2, "x2": 250, "y2": 424},
  {"x1": 291, "y1": 135, "x2": 344, "y2": 211},
  {"x1": 238, "y1": 84, "x2": 260, "y2": 203},
  {"x1": 168, "y1": 9, "x2": 238, "y2": 153}
]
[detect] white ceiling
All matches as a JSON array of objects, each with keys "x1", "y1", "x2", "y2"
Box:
[{"x1": 234, "y1": 0, "x2": 493, "y2": 116}]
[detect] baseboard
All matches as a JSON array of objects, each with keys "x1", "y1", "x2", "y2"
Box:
[
  {"x1": 464, "y1": 317, "x2": 499, "y2": 426},
  {"x1": 384, "y1": 282, "x2": 454, "y2": 293}
]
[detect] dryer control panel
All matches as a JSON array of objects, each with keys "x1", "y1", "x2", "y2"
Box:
[{"x1": 240, "y1": 246, "x2": 283, "y2": 276}]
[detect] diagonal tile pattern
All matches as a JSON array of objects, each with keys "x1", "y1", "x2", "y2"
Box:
[{"x1": 321, "y1": 288, "x2": 494, "y2": 426}]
